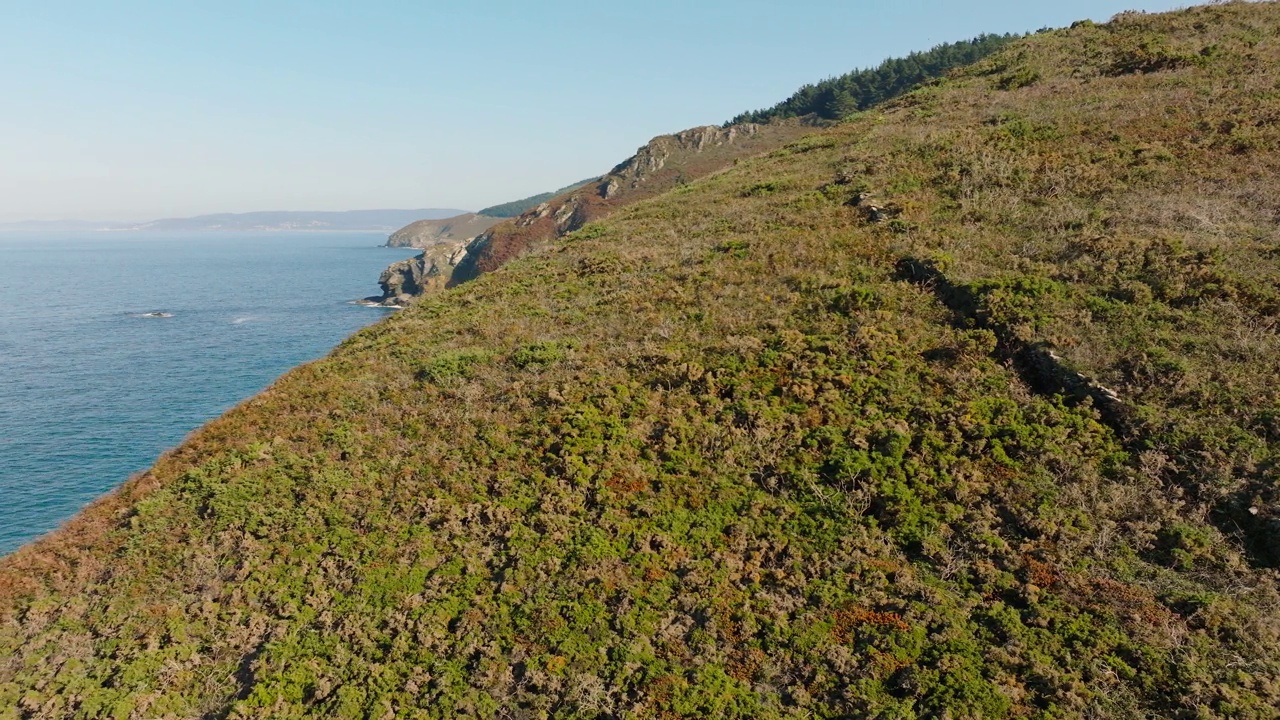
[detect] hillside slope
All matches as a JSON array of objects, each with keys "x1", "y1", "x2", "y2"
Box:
[
  {"x1": 729, "y1": 33, "x2": 1019, "y2": 125},
  {"x1": 5, "y1": 4, "x2": 1280, "y2": 718},
  {"x1": 370, "y1": 34, "x2": 1020, "y2": 305},
  {"x1": 450, "y1": 122, "x2": 819, "y2": 287},
  {"x1": 386, "y1": 213, "x2": 503, "y2": 249}
]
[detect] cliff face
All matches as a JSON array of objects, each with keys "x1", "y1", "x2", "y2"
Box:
[
  {"x1": 367, "y1": 214, "x2": 502, "y2": 306},
  {"x1": 603, "y1": 123, "x2": 763, "y2": 198},
  {"x1": 385, "y1": 213, "x2": 502, "y2": 249},
  {"x1": 367, "y1": 240, "x2": 470, "y2": 306},
  {"x1": 447, "y1": 121, "x2": 815, "y2": 285},
  {"x1": 367, "y1": 121, "x2": 813, "y2": 302}
]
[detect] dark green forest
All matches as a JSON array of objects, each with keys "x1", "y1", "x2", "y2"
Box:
[{"x1": 730, "y1": 33, "x2": 1021, "y2": 124}]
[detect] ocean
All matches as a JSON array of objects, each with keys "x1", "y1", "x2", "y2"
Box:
[{"x1": 0, "y1": 232, "x2": 418, "y2": 555}]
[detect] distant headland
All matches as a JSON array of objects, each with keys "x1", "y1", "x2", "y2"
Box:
[{"x1": 0, "y1": 208, "x2": 470, "y2": 234}]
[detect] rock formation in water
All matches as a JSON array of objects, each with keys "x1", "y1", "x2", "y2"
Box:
[{"x1": 365, "y1": 240, "x2": 470, "y2": 306}]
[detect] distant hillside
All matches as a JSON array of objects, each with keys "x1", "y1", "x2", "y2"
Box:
[
  {"x1": 372, "y1": 33, "x2": 1024, "y2": 304},
  {"x1": 477, "y1": 179, "x2": 599, "y2": 218},
  {"x1": 451, "y1": 121, "x2": 817, "y2": 286},
  {"x1": 117, "y1": 208, "x2": 469, "y2": 233},
  {"x1": 385, "y1": 213, "x2": 503, "y2": 249},
  {"x1": 6, "y1": 4, "x2": 1280, "y2": 717}
]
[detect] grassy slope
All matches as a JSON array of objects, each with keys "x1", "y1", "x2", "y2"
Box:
[{"x1": 4, "y1": 4, "x2": 1280, "y2": 718}]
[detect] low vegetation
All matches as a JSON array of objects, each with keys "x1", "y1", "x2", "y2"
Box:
[{"x1": 4, "y1": 3, "x2": 1280, "y2": 718}]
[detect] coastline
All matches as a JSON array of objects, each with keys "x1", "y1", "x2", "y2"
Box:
[{"x1": 0, "y1": 233, "x2": 412, "y2": 556}]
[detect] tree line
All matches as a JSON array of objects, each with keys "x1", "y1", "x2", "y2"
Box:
[{"x1": 729, "y1": 34, "x2": 1022, "y2": 124}]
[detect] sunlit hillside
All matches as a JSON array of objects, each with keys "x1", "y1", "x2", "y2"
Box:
[{"x1": 4, "y1": 4, "x2": 1280, "y2": 717}]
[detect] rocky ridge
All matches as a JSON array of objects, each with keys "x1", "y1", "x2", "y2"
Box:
[
  {"x1": 452, "y1": 122, "x2": 814, "y2": 285},
  {"x1": 365, "y1": 121, "x2": 815, "y2": 305}
]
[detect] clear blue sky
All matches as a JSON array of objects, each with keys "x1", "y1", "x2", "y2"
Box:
[{"x1": 0, "y1": 0, "x2": 1187, "y2": 221}]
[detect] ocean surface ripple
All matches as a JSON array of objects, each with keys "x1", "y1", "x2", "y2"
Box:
[{"x1": 0, "y1": 232, "x2": 417, "y2": 555}]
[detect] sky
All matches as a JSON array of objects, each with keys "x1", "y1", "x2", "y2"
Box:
[{"x1": 0, "y1": 0, "x2": 1189, "y2": 222}]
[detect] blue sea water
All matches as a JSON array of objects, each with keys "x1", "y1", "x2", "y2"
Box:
[{"x1": 0, "y1": 232, "x2": 418, "y2": 555}]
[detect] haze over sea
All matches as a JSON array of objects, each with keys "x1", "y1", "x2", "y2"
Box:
[{"x1": 0, "y1": 232, "x2": 417, "y2": 555}]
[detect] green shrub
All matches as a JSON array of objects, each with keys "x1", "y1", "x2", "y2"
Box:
[
  {"x1": 510, "y1": 341, "x2": 570, "y2": 370},
  {"x1": 416, "y1": 349, "x2": 493, "y2": 383},
  {"x1": 995, "y1": 66, "x2": 1042, "y2": 90},
  {"x1": 1108, "y1": 33, "x2": 1205, "y2": 75},
  {"x1": 566, "y1": 223, "x2": 608, "y2": 241},
  {"x1": 743, "y1": 181, "x2": 784, "y2": 197},
  {"x1": 715, "y1": 239, "x2": 751, "y2": 259}
]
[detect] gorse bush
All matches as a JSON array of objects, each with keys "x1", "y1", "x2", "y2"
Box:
[
  {"x1": 510, "y1": 341, "x2": 570, "y2": 370},
  {"x1": 416, "y1": 348, "x2": 494, "y2": 384}
]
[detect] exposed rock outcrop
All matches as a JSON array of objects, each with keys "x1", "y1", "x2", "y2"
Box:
[
  {"x1": 363, "y1": 240, "x2": 470, "y2": 307},
  {"x1": 602, "y1": 124, "x2": 761, "y2": 197},
  {"x1": 447, "y1": 121, "x2": 815, "y2": 286}
]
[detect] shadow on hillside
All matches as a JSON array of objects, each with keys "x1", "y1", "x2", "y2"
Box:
[
  {"x1": 896, "y1": 257, "x2": 1280, "y2": 571},
  {"x1": 202, "y1": 642, "x2": 267, "y2": 720}
]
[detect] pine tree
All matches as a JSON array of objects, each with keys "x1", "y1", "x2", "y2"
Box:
[
  {"x1": 821, "y1": 88, "x2": 859, "y2": 119},
  {"x1": 728, "y1": 33, "x2": 1020, "y2": 126}
]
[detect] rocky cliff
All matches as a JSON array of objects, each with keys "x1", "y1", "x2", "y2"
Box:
[
  {"x1": 363, "y1": 239, "x2": 470, "y2": 307},
  {"x1": 602, "y1": 123, "x2": 762, "y2": 199},
  {"x1": 448, "y1": 121, "x2": 816, "y2": 285},
  {"x1": 366, "y1": 121, "x2": 814, "y2": 305}
]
